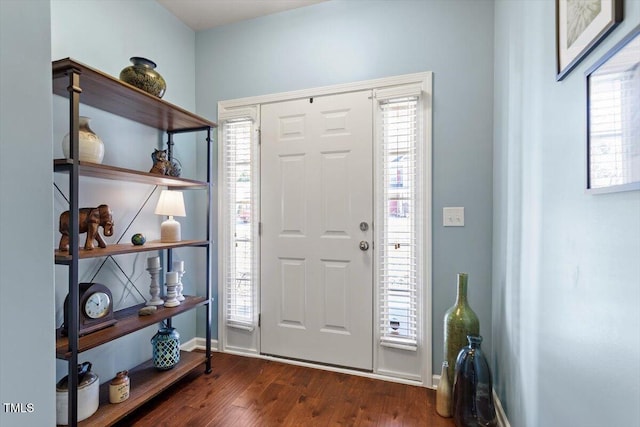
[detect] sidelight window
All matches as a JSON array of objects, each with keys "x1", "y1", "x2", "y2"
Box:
[
  {"x1": 375, "y1": 86, "x2": 425, "y2": 350},
  {"x1": 221, "y1": 112, "x2": 259, "y2": 330}
]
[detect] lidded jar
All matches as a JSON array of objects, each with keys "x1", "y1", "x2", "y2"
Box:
[
  {"x1": 151, "y1": 327, "x2": 180, "y2": 370},
  {"x1": 61, "y1": 116, "x2": 104, "y2": 164},
  {"x1": 55, "y1": 362, "x2": 99, "y2": 425},
  {"x1": 109, "y1": 370, "x2": 130, "y2": 404},
  {"x1": 119, "y1": 57, "x2": 166, "y2": 98}
]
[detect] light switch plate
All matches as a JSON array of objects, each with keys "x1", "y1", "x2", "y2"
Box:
[{"x1": 443, "y1": 207, "x2": 464, "y2": 227}]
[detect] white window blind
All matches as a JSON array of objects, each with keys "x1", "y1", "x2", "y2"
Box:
[
  {"x1": 376, "y1": 93, "x2": 422, "y2": 350},
  {"x1": 222, "y1": 117, "x2": 258, "y2": 330}
]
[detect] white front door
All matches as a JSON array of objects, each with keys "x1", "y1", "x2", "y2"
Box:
[{"x1": 260, "y1": 90, "x2": 373, "y2": 370}]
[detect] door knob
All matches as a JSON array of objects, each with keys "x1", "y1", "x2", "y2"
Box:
[{"x1": 359, "y1": 241, "x2": 369, "y2": 251}]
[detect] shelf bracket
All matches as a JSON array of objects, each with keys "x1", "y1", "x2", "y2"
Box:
[
  {"x1": 166, "y1": 131, "x2": 175, "y2": 163},
  {"x1": 66, "y1": 66, "x2": 82, "y2": 427}
]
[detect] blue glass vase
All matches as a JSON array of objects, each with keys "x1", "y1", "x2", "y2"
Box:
[{"x1": 452, "y1": 335, "x2": 497, "y2": 427}]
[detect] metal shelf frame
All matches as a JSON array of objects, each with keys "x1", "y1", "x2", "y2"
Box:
[{"x1": 53, "y1": 59, "x2": 215, "y2": 426}]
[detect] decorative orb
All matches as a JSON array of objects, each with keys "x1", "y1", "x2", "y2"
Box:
[{"x1": 131, "y1": 233, "x2": 146, "y2": 246}]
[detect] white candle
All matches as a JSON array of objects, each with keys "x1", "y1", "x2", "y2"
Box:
[
  {"x1": 147, "y1": 256, "x2": 160, "y2": 269},
  {"x1": 166, "y1": 272, "x2": 179, "y2": 284},
  {"x1": 172, "y1": 260, "x2": 184, "y2": 272}
]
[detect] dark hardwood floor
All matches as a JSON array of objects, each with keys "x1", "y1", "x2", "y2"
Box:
[{"x1": 115, "y1": 352, "x2": 455, "y2": 426}]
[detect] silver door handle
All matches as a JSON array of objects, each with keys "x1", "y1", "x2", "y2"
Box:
[{"x1": 359, "y1": 241, "x2": 369, "y2": 251}]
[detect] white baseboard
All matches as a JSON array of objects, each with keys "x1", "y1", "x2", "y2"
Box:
[
  {"x1": 431, "y1": 374, "x2": 440, "y2": 389},
  {"x1": 180, "y1": 337, "x2": 219, "y2": 352},
  {"x1": 432, "y1": 375, "x2": 510, "y2": 427}
]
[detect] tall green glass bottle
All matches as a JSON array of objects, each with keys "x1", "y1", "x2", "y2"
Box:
[{"x1": 443, "y1": 273, "x2": 479, "y2": 384}]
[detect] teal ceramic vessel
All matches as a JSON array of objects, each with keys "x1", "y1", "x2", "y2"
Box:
[{"x1": 151, "y1": 327, "x2": 180, "y2": 370}]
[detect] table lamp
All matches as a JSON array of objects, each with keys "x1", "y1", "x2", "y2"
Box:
[{"x1": 154, "y1": 190, "x2": 186, "y2": 242}]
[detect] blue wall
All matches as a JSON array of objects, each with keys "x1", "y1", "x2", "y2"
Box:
[
  {"x1": 0, "y1": 1, "x2": 204, "y2": 422},
  {"x1": 196, "y1": 0, "x2": 496, "y2": 376},
  {"x1": 493, "y1": 0, "x2": 640, "y2": 425},
  {"x1": 0, "y1": 1, "x2": 55, "y2": 425},
  {"x1": 9, "y1": 1, "x2": 635, "y2": 424}
]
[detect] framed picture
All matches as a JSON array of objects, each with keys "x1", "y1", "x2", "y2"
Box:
[
  {"x1": 556, "y1": 0, "x2": 622, "y2": 81},
  {"x1": 586, "y1": 25, "x2": 640, "y2": 194}
]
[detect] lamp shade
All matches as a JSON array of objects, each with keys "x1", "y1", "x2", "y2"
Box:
[
  {"x1": 154, "y1": 190, "x2": 186, "y2": 217},
  {"x1": 155, "y1": 190, "x2": 186, "y2": 242}
]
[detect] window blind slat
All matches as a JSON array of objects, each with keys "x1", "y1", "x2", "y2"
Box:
[
  {"x1": 223, "y1": 118, "x2": 256, "y2": 328},
  {"x1": 377, "y1": 96, "x2": 421, "y2": 347}
]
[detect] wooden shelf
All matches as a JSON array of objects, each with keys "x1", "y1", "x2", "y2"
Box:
[
  {"x1": 65, "y1": 351, "x2": 208, "y2": 427},
  {"x1": 54, "y1": 159, "x2": 208, "y2": 188},
  {"x1": 56, "y1": 296, "x2": 207, "y2": 359},
  {"x1": 55, "y1": 240, "x2": 209, "y2": 264},
  {"x1": 52, "y1": 58, "x2": 216, "y2": 131}
]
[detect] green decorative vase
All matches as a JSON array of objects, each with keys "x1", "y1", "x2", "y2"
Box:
[
  {"x1": 443, "y1": 273, "x2": 479, "y2": 385},
  {"x1": 119, "y1": 57, "x2": 166, "y2": 98}
]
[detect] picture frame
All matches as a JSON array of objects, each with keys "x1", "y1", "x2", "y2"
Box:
[
  {"x1": 556, "y1": 0, "x2": 623, "y2": 81},
  {"x1": 586, "y1": 25, "x2": 640, "y2": 194}
]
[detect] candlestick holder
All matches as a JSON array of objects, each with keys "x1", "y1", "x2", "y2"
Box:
[
  {"x1": 176, "y1": 269, "x2": 186, "y2": 302},
  {"x1": 145, "y1": 266, "x2": 164, "y2": 306},
  {"x1": 164, "y1": 271, "x2": 180, "y2": 308},
  {"x1": 172, "y1": 261, "x2": 186, "y2": 302}
]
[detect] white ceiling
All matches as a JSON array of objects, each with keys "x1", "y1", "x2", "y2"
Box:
[{"x1": 156, "y1": 0, "x2": 327, "y2": 31}]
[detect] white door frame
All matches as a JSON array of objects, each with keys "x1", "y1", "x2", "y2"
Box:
[{"x1": 218, "y1": 71, "x2": 433, "y2": 386}]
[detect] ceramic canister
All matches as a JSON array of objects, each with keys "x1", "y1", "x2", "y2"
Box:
[
  {"x1": 109, "y1": 370, "x2": 130, "y2": 404},
  {"x1": 55, "y1": 366, "x2": 99, "y2": 425}
]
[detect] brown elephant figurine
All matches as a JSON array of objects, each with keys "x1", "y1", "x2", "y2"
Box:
[{"x1": 58, "y1": 204, "x2": 114, "y2": 251}]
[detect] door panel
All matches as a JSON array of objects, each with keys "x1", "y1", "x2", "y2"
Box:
[
  {"x1": 280, "y1": 155, "x2": 306, "y2": 234},
  {"x1": 321, "y1": 259, "x2": 350, "y2": 332},
  {"x1": 261, "y1": 90, "x2": 373, "y2": 370},
  {"x1": 280, "y1": 258, "x2": 306, "y2": 328}
]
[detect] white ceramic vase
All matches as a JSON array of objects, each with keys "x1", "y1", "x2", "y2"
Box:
[{"x1": 62, "y1": 116, "x2": 105, "y2": 164}]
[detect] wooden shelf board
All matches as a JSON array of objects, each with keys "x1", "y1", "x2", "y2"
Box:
[
  {"x1": 54, "y1": 159, "x2": 208, "y2": 188},
  {"x1": 56, "y1": 296, "x2": 207, "y2": 359},
  {"x1": 55, "y1": 240, "x2": 209, "y2": 264},
  {"x1": 61, "y1": 351, "x2": 207, "y2": 427},
  {"x1": 52, "y1": 58, "x2": 216, "y2": 131}
]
